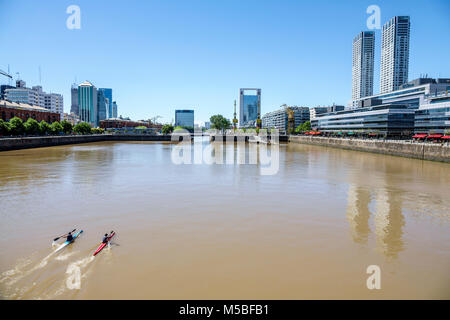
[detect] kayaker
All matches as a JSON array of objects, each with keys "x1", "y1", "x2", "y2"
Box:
[
  {"x1": 102, "y1": 233, "x2": 109, "y2": 244},
  {"x1": 67, "y1": 232, "x2": 73, "y2": 242}
]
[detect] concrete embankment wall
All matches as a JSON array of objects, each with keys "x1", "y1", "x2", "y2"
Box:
[
  {"x1": 289, "y1": 136, "x2": 450, "y2": 163},
  {"x1": 0, "y1": 135, "x2": 173, "y2": 151}
]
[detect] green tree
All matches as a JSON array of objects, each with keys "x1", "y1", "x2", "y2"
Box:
[
  {"x1": 50, "y1": 121, "x2": 64, "y2": 135},
  {"x1": 295, "y1": 121, "x2": 311, "y2": 134},
  {"x1": 91, "y1": 127, "x2": 105, "y2": 134},
  {"x1": 161, "y1": 124, "x2": 174, "y2": 134},
  {"x1": 0, "y1": 119, "x2": 11, "y2": 136},
  {"x1": 9, "y1": 117, "x2": 25, "y2": 136},
  {"x1": 73, "y1": 122, "x2": 92, "y2": 135},
  {"x1": 39, "y1": 120, "x2": 51, "y2": 135},
  {"x1": 24, "y1": 118, "x2": 40, "y2": 135},
  {"x1": 60, "y1": 120, "x2": 73, "y2": 135},
  {"x1": 210, "y1": 114, "x2": 231, "y2": 133}
]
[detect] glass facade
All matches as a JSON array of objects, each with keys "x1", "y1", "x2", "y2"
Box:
[
  {"x1": 312, "y1": 104, "x2": 415, "y2": 136},
  {"x1": 78, "y1": 82, "x2": 98, "y2": 127},
  {"x1": 414, "y1": 102, "x2": 450, "y2": 134},
  {"x1": 175, "y1": 110, "x2": 194, "y2": 128},
  {"x1": 239, "y1": 89, "x2": 261, "y2": 127},
  {"x1": 242, "y1": 95, "x2": 258, "y2": 124},
  {"x1": 97, "y1": 90, "x2": 108, "y2": 121},
  {"x1": 98, "y1": 88, "x2": 112, "y2": 118}
]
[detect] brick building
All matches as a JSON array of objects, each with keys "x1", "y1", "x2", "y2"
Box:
[{"x1": 1, "y1": 100, "x2": 61, "y2": 123}]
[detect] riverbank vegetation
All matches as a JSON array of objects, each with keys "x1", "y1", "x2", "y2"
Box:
[{"x1": 0, "y1": 117, "x2": 105, "y2": 137}]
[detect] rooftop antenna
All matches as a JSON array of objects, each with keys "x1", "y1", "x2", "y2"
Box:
[{"x1": 39, "y1": 66, "x2": 42, "y2": 84}]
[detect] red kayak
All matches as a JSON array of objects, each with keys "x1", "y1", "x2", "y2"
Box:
[{"x1": 93, "y1": 231, "x2": 115, "y2": 256}]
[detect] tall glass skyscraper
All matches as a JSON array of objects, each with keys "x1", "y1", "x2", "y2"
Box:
[
  {"x1": 78, "y1": 81, "x2": 98, "y2": 127},
  {"x1": 239, "y1": 88, "x2": 261, "y2": 127},
  {"x1": 98, "y1": 88, "x2": 113, "y2": 118},
  {"x1": 352, "y1": 31, "x2": 375, "y2": 101},
  {"x1": 97, "y1": 90, "x2": 108, "y2": 121},
  {"x1": 380, "y1": 16, "x2": 410, "y2": 94}
]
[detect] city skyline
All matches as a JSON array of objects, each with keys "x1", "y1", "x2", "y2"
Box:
[{"x1": 1, "y1": 0, "x2": 449, "y2": 124}]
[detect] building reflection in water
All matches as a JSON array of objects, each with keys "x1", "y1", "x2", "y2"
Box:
[
  {"x1": 346, "y1": 185, "x2": 372, "y2": 244},
  {"x1": 347, "y1": 184, "x2": 405, "y2": 259},
  {"x1": 374, "y1": 188, "x2": 405, "y2": 258}
]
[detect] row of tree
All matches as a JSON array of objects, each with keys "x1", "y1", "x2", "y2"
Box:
[{"x1": 0, "y1": 117, "x2": 104, "y2": 136}]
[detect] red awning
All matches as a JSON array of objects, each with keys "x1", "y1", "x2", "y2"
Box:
[
  {"x1": 412, "y1": 134, "x2": 428, "y2": 138},
  {"x1": 427, "y1": 134, "x2": 443, "y2": 138},
  {"x1": 441, "y1": 135, "x2": 450, "y2": 139}
]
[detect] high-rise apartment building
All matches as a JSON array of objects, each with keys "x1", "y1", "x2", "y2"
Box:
[
  {"x1": 352, "y1": 31, "x2": 375, "y2": 101},
  {"x1": 380, "y1": 16, "x2": 410, "y2": 94}
]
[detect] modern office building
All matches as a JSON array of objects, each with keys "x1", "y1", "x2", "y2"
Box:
[
  {"x1": 414, "y1": 93, "x2": 450, "y2": 134},
  {"x1": 311, "y1": 104, "x2": 415, "y2": 137},
  {"x1": 380, "y1": 16, "x2": 410, "y2": 94},
  {"x1": 78, "y1": 81, "x2": 98, "y2": 127},
  {"x1": 204, "y1": 121, "x2": 211, "y2": 130},
  {"x1": 175, "y1": 109, "x2": 194, "y2": 128},
  {"x1": 98, "y1": 88, "x2": 113, "y2": 118},
  {"x1": 112, "y1": 101, "x2": 118, "y2": 118},
  {"x1": 239, "y1": 88, "x2": 261, "y2": 127},
  {"x1": 310, "y1": 107, "x2": 329, "y2": 120},
  {"x1": 97, "y1": 90, "x2": 109, "y2": 121},
  {"x1": 351, "y1": 78, "x2": 450, "y2": 109},
  {"x1": 5, "y1": 81, "x2": 63, "y2": 120},
  {"x1": 352, "y1": 31, "x2": 375, "y2": 101},
  {"x1": 262, "y1": 106, "x2": 310, "y2": 133},
  {"x1": 0, "y1": 85, "x2": 15, "y2": 100},
  {"x1": 70, "y1": 84, "x2": 79, "y2": 115},
  {"x1": 310, "y1": 105, "x2": 345, "y2": 120}
]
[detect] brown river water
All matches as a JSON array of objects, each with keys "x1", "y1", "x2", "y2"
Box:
[{"x1": 0, "y1": 139, "x2": 449, "y2": 299}]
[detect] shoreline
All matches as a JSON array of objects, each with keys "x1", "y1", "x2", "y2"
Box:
[
  {"x1": 289, "y1": 135, "x2": 450, "y2": 163},
  {"x1": 0, "y1": 134, "x2": 449, "y2": 163}
]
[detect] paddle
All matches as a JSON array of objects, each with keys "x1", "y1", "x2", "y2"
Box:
[{"x1": 53, "y1": 229, "x2": 76, "y2": 242}]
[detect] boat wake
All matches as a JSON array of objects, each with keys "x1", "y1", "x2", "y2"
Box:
[{"x1": 0, "y1": 249, "x2": 96, "y2": 299}]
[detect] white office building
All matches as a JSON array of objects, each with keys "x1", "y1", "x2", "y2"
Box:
[
  {"x1": 5, "y1": 81, "x2": 63, "y2": 120},
  {"x1": 262, "y1": 106, "x2": 310, "y2": 133},
  {"x1": 380, "y1": 16, "x2": 410, "y2": 94},
  {"x1": 352, "y1": 31, "x2": 375, "y2": 101}
]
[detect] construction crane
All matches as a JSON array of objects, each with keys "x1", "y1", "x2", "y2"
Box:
[
  {"x1": 284, "y1": 105, "x2": 295, "y2": 134},
  {"x1": 0, "y1": 69, "x2": 13, "y2": 80}
]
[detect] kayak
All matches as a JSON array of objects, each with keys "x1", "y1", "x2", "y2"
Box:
[
  {"x1": 93, "y1": 231, "x2": 115, "y2": 256},
  {"x1": 55, "y1": 230, "x2": 83, "y2": 253}
]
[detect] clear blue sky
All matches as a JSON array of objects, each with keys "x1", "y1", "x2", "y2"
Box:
[{"x1": 1, "y1": 0, "x2": 449, "y2": 124}]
